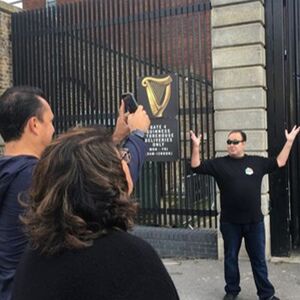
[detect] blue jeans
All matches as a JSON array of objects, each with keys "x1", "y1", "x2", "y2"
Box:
[{"x1": 220, "y1": 221, "x2": 275, "y2": 300}]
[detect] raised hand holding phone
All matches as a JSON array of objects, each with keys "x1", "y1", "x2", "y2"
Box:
[{"x1": 121, "y1": 92, "x2": 138, "y2": 113}]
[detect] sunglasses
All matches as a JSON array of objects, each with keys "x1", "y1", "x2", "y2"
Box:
[{"x1": 226, "y1": 139, "x2": 243, "y2": 145}]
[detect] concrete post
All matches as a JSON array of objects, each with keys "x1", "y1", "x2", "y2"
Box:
[{"x1": 210, "y1": 0, "x2": 271, "y2": 259}]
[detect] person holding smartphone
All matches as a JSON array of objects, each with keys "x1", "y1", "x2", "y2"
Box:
[{"x1": 113, "y1": 95, "x2": 150, "y2": 183}]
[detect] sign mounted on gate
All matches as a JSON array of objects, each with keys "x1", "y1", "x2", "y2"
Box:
[{"x1": 137, "y1": 73, "x2": 179, "y2": 161}]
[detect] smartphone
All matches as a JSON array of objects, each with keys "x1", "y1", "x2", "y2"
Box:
[{"x1": 121, "y1": 92, "x2": 138, "y2": 113}]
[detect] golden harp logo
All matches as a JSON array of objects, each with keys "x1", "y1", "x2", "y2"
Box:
[{"x1": 141, "y1": 75, "x2": 173, "y2": 117}]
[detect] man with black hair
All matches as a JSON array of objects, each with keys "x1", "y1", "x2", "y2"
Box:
[
  {"x1": 190, "y1": 127, "x2": 300, "y2": 300},
  {"x1": 0, "y1": 86, "x2": 150, "y2": 300}
]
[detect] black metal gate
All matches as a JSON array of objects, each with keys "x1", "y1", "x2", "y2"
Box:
[
  {"x1": 266, "y1": 0, "x2": 300, "y2": 256},
  {"x1": 11, "y1": 0, "x2": 216, "y2": 229}
]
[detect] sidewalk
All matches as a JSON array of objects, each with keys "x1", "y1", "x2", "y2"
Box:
[{"x1": 164, "y1": 258, "x2": 300, "y2": 300}]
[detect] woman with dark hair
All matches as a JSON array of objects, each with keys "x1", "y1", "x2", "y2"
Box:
[{"x1": 12, "y1": 126, "x2": 179, "y2": 300}]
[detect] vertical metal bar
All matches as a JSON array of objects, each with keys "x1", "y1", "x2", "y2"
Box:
[
  {"x1": 197, "y1": 3, "x2": 205, "y2": 165},
  {"x1": 34, "y1": 10, "x2": 41, "y2": 89},
  {"x1": 168, "y1": 0, "x2": 178, "y2": 226},
  {"x1": 53, "y1": 6, "x2": 59, "y2": 130},
  {"x1": 98, "y1": 0, "x2": 104, "y2": 125},
  {"x1": 203, "y1": 2, "x2": 210, "y2": 160},
  {"x1": 161, "y1": 1, "x2": 168, "y2": 225},
  {"x1": 79, "y1": 1, "x2": 86, "y2": 127},
  {"x1": 147, "y1": 0, "x2": 152, "y2": 75},
  {"x1": 83, "y1": 1, "x2": 89, "y2": 126},
  {"x1": 138, "y1": 0, "x2": 145, "y2": 224},
  {"x1": 93, "y1": 0, "x2": 100, "y2": 126},
  {"x1": 102, "y1": 0, "x2": 108, "y2": 127},
  {"x1": 60, "y1": 4, "x2": 67, "y2": 131},
  {"x1": 136, "y1": 0, "x2": 142, "y2": 78},
  {"x1": 65, "y1": 4, "x2": 72, "y2": 128},
  {"x1": 178, "y1": 0, "x2": 186, "y2": 226},
  {"x1": 28, "y1": 10, "x2": 34, "y2": 85},
  {"x1": 123, "y1": 0, "x2": 129, "y2": 91},
  {"x1": 88, "y1": 0, "x2": 92, "y2": 126},
  {"x1": 74, "y1": 3, "x2": 81, "y2": 127},
  {"x1": 111, "y1": 0, "x2": 118, "y2": 116},
  {"x1": 23, "y1": 11, "x2": 29, "y2": 85},
  {"x1": 43, "y1": 8, "x2": 49, "y2": 102},
  {"x1": 55, "y1": 5, "x2": 61, "y2": 131},
  {"x1": 190, "y1": 2, "x2": 199, "y2": 227},
  {"x1": 127, "y1": 0, "x2": 133, "y2": 91},
  {"x1": 69, "y1": 3, "x2": 74, "y2": 129},
  {"x1": 131, "y1": 0, "x2": 138, "y2": 95},
  {"x1": 107, "y1": 0, "x2": 114, "y2": 129},
  {"x1": 88, "y1": 1, "x2": 94, "y2": 126},
  {"x1": 82, "y1": 1, "x2": 89, "y2": 126},
  {"x1": 66, "y1": 3, "x2": 71, "y2": 130},
  {"x1": 116, "y1": 0, "x2": 123, "y2": 100},
  {"x1": 47, "y1": 6, "x2": 53, "y2": 124}
]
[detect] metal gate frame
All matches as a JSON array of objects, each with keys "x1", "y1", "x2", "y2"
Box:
[{"x1": 266, "y1": 0, "x2": 300, "y2": 256}]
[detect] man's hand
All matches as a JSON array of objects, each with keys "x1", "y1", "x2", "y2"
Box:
[
  {"x1": 285, "y1": 125, "x2": 300, "y2": 143},
  {"x1": 277, "y1": 125, "x2": 300, "y2": 167},
  {"x1": 127, "y1": 105, "x2": 150, "y2": 133},
  {"x1": 190, "y1": 130, "x2": 202, "y2": 168},
  {"x1": 112, "y1": 100, "x2": 130, "y2": 144},
  {"x1": 190, "y1": 130, "x2": 201, "y2": 148}
]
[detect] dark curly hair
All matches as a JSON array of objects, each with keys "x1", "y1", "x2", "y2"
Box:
[{"x1": 21, "y1": 126, "x2": 137, "y2": 255}]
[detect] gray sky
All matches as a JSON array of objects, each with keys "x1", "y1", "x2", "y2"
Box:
[{"x1": 1, "y1": 0, "x2": 23, "y2": 9}]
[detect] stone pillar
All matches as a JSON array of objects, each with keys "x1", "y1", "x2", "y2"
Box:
[
  {"x1": 210, "y1": 0, "x2": 271, "y2": 259},
  {"x1": 0, "y1": 2, "x2": 21, "y2": 153}
]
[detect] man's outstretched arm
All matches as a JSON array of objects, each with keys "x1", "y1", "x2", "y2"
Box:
[
  {"x1": 277, "y1": 125, "x2": 300, "y2": 167},
  {"x1": 190, "y1": 130, "x2": 202, "y2": 168}
]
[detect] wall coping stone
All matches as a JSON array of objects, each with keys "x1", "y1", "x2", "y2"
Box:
[{"x1": 0, "y1": 1, "x2": 22, "y2": 14}]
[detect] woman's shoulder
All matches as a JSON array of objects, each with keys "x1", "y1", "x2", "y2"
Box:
[{"x1": 95, "y1": 230, "x2": 158, "y2": 256}]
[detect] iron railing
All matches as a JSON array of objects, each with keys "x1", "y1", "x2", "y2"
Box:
[{"x1": 11, "y1": 0, "x2": 217, "y2": 229}]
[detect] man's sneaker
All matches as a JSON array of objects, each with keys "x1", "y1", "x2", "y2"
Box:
[
  {"x1": 267, "y1": 297, "x2": 280, "y2": 300},
  {"x1": 223, "y1": 294, "x2": 238, "y2": 300}
]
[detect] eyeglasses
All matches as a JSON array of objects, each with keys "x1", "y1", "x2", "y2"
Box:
[
  {"x1": 226, "y1": 139, "x2": 243, "y2": 145},
  {"x1": 119, "y1": 148, "x2": 131, "y2": 164}
]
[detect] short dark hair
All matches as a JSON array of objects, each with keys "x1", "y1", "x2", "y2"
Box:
[
  {"x1": 21, "y1": 126, "x2": 137, "y2": 255},
  {"x1": 0, "y1": 86, "x2": 46, "y2": 142},
  {"x1": 228, "y1": 130, "x2": 247, "y2": 142}
]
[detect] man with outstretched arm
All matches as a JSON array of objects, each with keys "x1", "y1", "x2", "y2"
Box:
[{"x1": 190, "y1": 127, "x2": 300, "y2": 300}]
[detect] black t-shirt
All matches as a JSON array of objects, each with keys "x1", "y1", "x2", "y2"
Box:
[{"x1": 192, "y1": 155, "x2": 278, "y2": 224}]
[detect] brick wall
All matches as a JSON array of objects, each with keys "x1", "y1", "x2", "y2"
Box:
[
  {"x1": 132, "y1": 226, "x2": 218, "y2": 259},
  {"x1": 0, "y1": 1, "x2": 20, "y2": 95},
  {"x1": 23, "y1": 0, "x2": 85, "y2": 10},
  {"x1": 0, "y1": 2, "x2": 20, "y2": 153}
]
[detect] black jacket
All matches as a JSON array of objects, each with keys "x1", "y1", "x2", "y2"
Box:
[
  {"x1": 13, "y1": 231, "x2": 179, "y2": 300},
  {"x1": 0, "y1": 155, "x2": 37, "y2": 300}
]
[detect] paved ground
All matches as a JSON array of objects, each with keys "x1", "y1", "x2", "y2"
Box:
[{"x1": 164, "y1": 258, "x2": 300, "y2": 300}]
